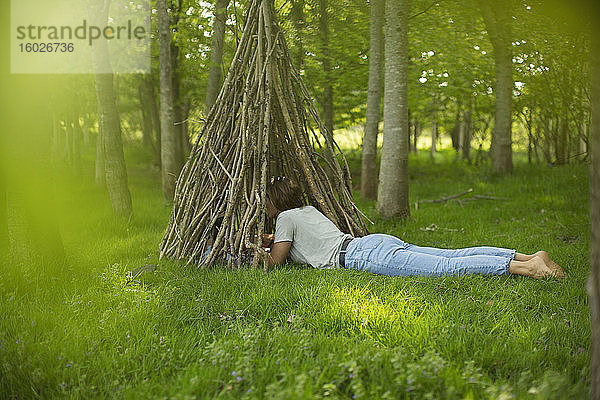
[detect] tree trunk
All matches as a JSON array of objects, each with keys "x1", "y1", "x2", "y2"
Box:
[
  {"x1": 143, "y1": 75, "x2": 162, "y2": 166},
  {"x1": 95, "y1": 121, "x2": 106, "y2": 186},
  {"x1": 1, "y1": 83, "x2": 65, "y2": 265},
  {"x1": 451, "y1": 108, "x2": 461, "y2": 151},
  {"x1": 588, "y1": 18, "x2": 600, "y2": 399},
  {"x1": 414, "y1": 121, "x2": 419, "y2": 154},
  {"x1": 581, "y1": 121, "x2": 588, "y2": 160},
  {"x1": 556, "y1": 115, "x2": 568, "y2": 165},
  {"x1": 89, "y1": 0, "x2": 133, "y2": 217},
  {"x1": 65, "y1": 117, "x2": 73, "y2": 165},
  {"x1": 159, "y1": 0, "x2": 179, "y2": 202},
  {"x1": 82, "y1": 113, "x2": 90, "y2": 147},
  {"x1": 431, "y1": 116, "x2": 437, "y2": 158},
  {"x1": 360, "y1": 0, "x2": 384, "y2": 200},
  {"x1": 478, "y1": 0, "x2": 513, "y2": 173},
  {"x1": 182, "y1": 99, "x2": 192, "y2": 154},
  {"x1": 72, "y1": 110, "x2": 82, "y2": 174},
  {"x1": 52, "y1": 112, "x2": 63, "y2": 161},
  {"x1": 377, "y1": 0, "x2": 410, "y2": 219},
  {"x1": 139, "y1": 79, "x2": 154, "y2": 148},
  {"x1": 171, "y1": 41, "x2": 186, "y2": 168},
  {"x1": 463, "y1": 100, "x2": 473, "y2": 162},
  {"x1": 205, "y1": 0, "x2": 230, "y2": 114},
  {"x1": 320, "y1": 0, "x2": 334, "y2": 135},
  {"x1": 290, "y1": 0, "x2": 305, "y2": 69}
]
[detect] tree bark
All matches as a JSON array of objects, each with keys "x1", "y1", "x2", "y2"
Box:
[
  {"x1": 205, "y1": 0, "x2": 230, "y2": 114},
  {"x1": 320, "y1": 0, "x2": 334, "y2": 135},
  {"x1": 361, "y1": 0, "x2": 384, "y2": 200},
  {"x1": 89, "y1": 0, "x2": 133, "y2": 217},
  {"x1": 588, "y1": 14, "x2": 600, "y2": 399},
  {"x1": 159, "y1": 0, "x2": 180, "y2": 202},
  {"x1": 478, "y1": 0, "x2": 513, "y2": 173},
  {"x1": 377, "y1": 0, "x2": 410, "y2": 219}
]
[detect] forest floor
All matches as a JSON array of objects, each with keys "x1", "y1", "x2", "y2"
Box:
[{"x1": 0, "y1": 145, "x2": 591, "y2": 399}]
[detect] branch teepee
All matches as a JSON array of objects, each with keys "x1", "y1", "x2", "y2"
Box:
[{"x1": 159, "y1": 0, "x2": 369, "y2": 268}]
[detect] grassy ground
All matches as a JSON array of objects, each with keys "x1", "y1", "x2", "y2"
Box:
[{"x1": 0, "y1": 145, "x2": 591, "y2": 399}]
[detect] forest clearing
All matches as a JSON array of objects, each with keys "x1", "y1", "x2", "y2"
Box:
[{"x1": 0, "y1": 147, "x2": 592, "y2": 398}]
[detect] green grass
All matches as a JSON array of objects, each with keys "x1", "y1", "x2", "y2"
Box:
[{"x1": 0, "y1": 145, "x2": 591, "y2": 399}]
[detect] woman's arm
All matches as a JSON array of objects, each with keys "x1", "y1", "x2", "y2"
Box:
[{"x1": 267, "y1": 240, "x2": 292, "y2": 267}]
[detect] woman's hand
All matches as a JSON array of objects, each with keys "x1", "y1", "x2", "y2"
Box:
[{"x1": 262, "y1": 233, "x2": 274, "y2": 248}]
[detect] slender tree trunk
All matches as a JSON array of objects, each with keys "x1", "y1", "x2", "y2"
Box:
[
  {"x1": 463, "y1": 100, "x2": 473, "y2": 162},
  {"x1": 451, "y1": 108, "x2": 461, "y2": 151},
  {"x1": 556, "y1": 114, "x2": 568, "y2": 165},
  {"x1": 460, "y1": 117, "x2": 466, "y2": 156},
  {"x1": 95, "y1": 122, "x2": 106, "y2": 186},
  {"x1": 290, "y1": 0, "x2": 305, "y2": 69},
  {"x1": 172, "y1": 52, "x2": 186, "y2": 167},
  {"x1": 182, "y1": 99, "x2": 191, "y2": 154},
  {"x1": 52, "y1": 112, "x2": 61, "y2": 160},
  {"x1": 93, "y1": 74, "x2": 133, "y2": 216},
  {"x1": 377, "y1": 0, "x2": 409, "y2": 219},
  {"x1": 205, "y1": 0, "x2": 230, "y2": 114},
  {"x1": 65, "y1": 117, "x2": 73, "y2": 165},
  {"x1": 82, "y1": 113, "x2": 90, "y2": 147},
  {"x1": 320, "y1": 0, "x2": 334, "y2": 135},
  {"x1": 588, "y1": 16, "x2": 600, "y2": 399},
  {"x1": 361, "y1": 0, "x2": 384, "y2": 200},
  {"x1": 72, "y1": 110, "x2": 82, "y2": 174},
  {"x1": 431, "y1": 117, "x2": 437, "y2": 159},
  {"x1": 414, "y1": 121, "x2": 419, "y2": 154},
  {"x1": 541, "y1": 117, "x2": 553, "y2": 164},
  {"x1": 581, "y1": 121, "x2": 588, "y2": 160},
  {"x1": 478, "y1": 0, "x2": 513, "y2": 173},
  {"x1": 142, "y1": 75, "x2": 162, "y2": 166},
  {"x1": 159, "y1": 0, "x2": 179, "y2": 202},
  {"x1": 139, "y1": 79, "x2": 153, "y2": 148},
  {"x1": 89, "y1": 0, "x2": 133, "y2": 217}
]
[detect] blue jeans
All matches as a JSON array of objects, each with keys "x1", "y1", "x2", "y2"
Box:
[{"x1": 343, "y1": 234, "x2": 515, "y2": 277}]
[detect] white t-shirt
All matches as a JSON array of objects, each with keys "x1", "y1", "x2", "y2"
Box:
[{"x1": 274, "y1": 206, "x2": 353, "y2": 269}]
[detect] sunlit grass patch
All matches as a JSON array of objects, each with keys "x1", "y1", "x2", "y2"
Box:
[{"x1": 303, "y1": 281, "x2": 441, "y2": 350}]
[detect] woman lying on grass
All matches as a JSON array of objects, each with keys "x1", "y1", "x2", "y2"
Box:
[{"x1": 262, "y1": 176, "x2": 565, "y2": 279}]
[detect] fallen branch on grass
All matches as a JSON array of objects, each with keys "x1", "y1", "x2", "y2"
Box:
[{"x1": 414, "y1": 189, "x2": 507, "y2": 210}]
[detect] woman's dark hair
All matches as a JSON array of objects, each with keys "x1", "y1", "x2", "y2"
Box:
[{"x1": 266, "y1": 176, "x2": 304, "y2": 212}]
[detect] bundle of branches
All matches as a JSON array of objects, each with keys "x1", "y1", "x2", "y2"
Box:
[{"x1": 159, "y1": 0, "x2": 369, "y2": 269}]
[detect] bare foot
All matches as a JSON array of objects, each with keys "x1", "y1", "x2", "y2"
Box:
[
  {"x1": 509, "y1": 256, "x2": 557, "y2": 279},
  {"x1": 533, "y1": 251, "x2": 566, "y2": 278}
]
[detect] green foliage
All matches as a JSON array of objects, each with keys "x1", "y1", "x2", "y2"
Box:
[{"x1": 0, "y1": 145, "x2": 591, "y2": 398}]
